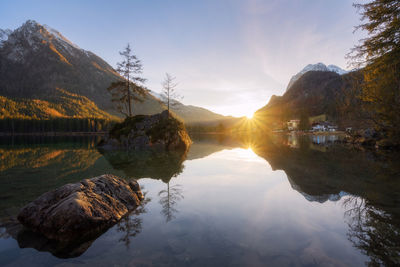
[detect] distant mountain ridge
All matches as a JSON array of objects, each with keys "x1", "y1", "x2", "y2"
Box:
[
  {"x1": 0, "y1": 20, "x2": 231, "y2": 124},
  {"x1": 286, "y1": 63, "x2": 348, "y2": 91},
  {"x1": 148, "y1": 90, "x2": 229, "y2": 123}
]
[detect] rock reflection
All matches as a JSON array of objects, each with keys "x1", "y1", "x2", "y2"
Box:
[
  {"x1": 100, "y1": 149, "x2": 186, "y2": 183},
  {"x1": 100, "y1": 148, "x2": 187, "y2": 223},
  {"x1": 0, "y1": 191, "x2": 151, "y2": 258},
  {"x1": 101, "y1": 149, "x2": 188, "y2": 223}
]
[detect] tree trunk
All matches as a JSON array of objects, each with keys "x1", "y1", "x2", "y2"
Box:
[{"x1": 127, "y1": 72, "x2": 132, "y2": 117}]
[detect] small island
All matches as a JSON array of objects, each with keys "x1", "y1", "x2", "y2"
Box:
[{"x1": 98, "y1": 110, "x2": 192, "y2": 151}]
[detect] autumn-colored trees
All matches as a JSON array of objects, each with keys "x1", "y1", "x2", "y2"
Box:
[{"x1": 349, "y1": 0, "x2": 400, "y2": 141}]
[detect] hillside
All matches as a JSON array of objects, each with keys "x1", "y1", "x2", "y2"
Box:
[
  {"x1": 149, "y1": 90, "x2": 229, "y2": 123},
  {"x1": 0, "y1": 20, "x2": 231, "y2": 124},
  {"x1": 0, "y1": 88, "x2": 118, "y2": 120},
  {"x1": 254, "y1": 70, "x2": 365, "y2": 129}
]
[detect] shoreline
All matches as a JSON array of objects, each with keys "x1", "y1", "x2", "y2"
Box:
[{"x1": 0, "y1": 132, "x2": 107, "y2": 136}]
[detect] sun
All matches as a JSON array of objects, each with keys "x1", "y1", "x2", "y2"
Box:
[{"x1": 246, "y1": 113, "x2": 254, "y2": 119}]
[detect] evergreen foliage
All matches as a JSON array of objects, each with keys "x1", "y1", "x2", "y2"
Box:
[
  {"x1": 108, "y1": 44, "x2": 147, "y2": 117},
  {"x1": 349, "y1": 0, "x2": 400, "y2": 141}
]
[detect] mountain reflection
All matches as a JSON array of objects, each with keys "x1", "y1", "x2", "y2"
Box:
[
  {"x1": 0, "y1": 135, "x2": 399, "y2": 264},
  {"x1": 233, "y1": 132, "x2": 400, "y2": 266}
]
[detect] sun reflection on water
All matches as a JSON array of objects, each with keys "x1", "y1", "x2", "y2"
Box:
[{"x1": 210, "y1": 147, "x2": 265, "y2": 163}]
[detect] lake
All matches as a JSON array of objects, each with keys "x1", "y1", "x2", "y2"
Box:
[{"x1": 0, "y1": 134, "x2": 399, "y2": 266}]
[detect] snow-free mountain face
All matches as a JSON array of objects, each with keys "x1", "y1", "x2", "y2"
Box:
[
  {"x1": 286, "y1": 63, "x2": 348, "y2": 91},
  {"x1": 148, "y1": 90, "x2": 229, "y2": 123}
]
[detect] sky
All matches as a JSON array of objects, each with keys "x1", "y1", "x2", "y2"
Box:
[{"x1": 0, "y1": 0, "x2": 366, "y2": 117}]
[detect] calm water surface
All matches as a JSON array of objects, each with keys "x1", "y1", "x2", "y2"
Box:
[{"x1": 0, "y1": 134, "x2": 399, "y2": 266}]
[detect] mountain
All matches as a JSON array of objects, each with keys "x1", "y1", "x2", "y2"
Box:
[
  {"x1": 149, "y1": 90, "x2": 229, "y2": 123},
  {"x1": 286, "y1": 63, "x2": 348, "y2": 91},
  {"x1": 0, "y1": 29, "x2": 11, "y2": 47},
  {"x1": 0, "y1": 20, "x2": 120, "y2": 111},
  {"x1": 254, "y1": 69, "x2": 364, "y2": 129},
  {"x1": 0, "y1": 20, "x2": 231, "y2": 124}
]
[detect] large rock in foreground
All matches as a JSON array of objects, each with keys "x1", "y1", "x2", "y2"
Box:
[
  {"x1": 17, "y1": 174, "x2": 144, "y2": 242},
  {"x1": 98, "y1": 110, "x2": 192, "y2": 151}
]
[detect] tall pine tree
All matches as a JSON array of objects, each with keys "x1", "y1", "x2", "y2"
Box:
[
  {"x1": 108, "y1": 44, "x2": 147, "y2": 117},
  {"x1": 349, "y1": 0, "x2": 400, "y2": 141}
]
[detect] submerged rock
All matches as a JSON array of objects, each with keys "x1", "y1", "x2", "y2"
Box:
[
  {"x1": 98, "y1": 110, "x2": 192, "y2": 151},
  {"x1": 17, "y1": 174, "x2": 143, "y2": 242}
]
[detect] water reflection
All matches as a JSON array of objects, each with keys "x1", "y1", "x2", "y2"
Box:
[
  {"x1": 99, "y1": 149, "x2": 186, "y2": 183},
  {"x1": 99, "y1": 149, "x2": 187, "y2": 223},
  {"x1": 159, "y1": 184, "x2": 184, "y2": 222},
  {"x1": 117, "y1": 192, "x2": 151, "y2": 249},
  {"x1": 241, "y1": 133, "x2": 400, "y2": 266},
  {"x1": 344, "y1": 196, "x2": 400, "y2": 266},
  {"x1": 0, "y1": 134, "x2": 399, "y2": 265}
]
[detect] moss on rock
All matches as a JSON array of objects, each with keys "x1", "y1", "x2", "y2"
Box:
[{"x1": 99, "y1": 110, "x2": 191, "y2": 151}]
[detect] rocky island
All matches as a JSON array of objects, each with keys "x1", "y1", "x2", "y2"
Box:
[{"x1": 98, "y1": 110, "x2": 192, "y2": 151}]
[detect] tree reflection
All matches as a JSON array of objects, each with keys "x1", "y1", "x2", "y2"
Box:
[
  {"x1": 117, "y1": 191, "x2": 151, "y2": 248},
  {"x1": 343, "y1": 196, "x2": 400, "y2": 266},
  {"x1": 234, "y1": 132, "x2": 400, "y2": 266},
  {"x1": 158, "y1": 183, "x2": 184, "y2": 222}
]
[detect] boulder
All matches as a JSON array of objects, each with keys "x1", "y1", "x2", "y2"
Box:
[
  {"x1": 17, "y1": 174, "x2": 144, "y2": 242},
  {"x1": 99, "y1": 110, "x2": 192, "y2": 151}
]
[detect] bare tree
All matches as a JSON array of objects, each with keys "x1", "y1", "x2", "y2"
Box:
[
  {"x1": 161, "y1": 73, "x2": 182, "y2": 114},
  {"x1": 108, "y1": 44, "x2": 147, "y2": 117}
]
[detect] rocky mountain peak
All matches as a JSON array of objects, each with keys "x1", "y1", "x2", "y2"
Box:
[
  {"x1": 2, "y1": 20, "x2": 88, "y2": 63},
  {"x1": 286, "y1": 62, "x2": 348, "y2": 92},
  {"x1": 0, "y1": 29, "x2": 12, "y2": 48}
]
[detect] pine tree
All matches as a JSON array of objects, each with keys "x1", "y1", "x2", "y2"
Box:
[
  {"x1": 108, "y1": 44, "x2": 147, "y2": 117},
  {"x1": 349, "y1": 0, "x2": 400, "y2": 141}
]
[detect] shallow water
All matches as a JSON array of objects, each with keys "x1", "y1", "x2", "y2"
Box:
[{"x1": 0, "y1": 134, "x2": 399, "y2": 266}]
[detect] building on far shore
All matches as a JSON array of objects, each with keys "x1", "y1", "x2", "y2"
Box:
[
  {"x1": 287, "y1": 119, "x2": 300, "y2": 131},
  {"x1": 311, "y1": 122, "x2": 338, "y2": 132}
]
